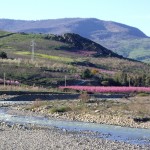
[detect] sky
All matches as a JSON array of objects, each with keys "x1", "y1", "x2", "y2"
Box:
[{"x1": 1, "y1": 0, "x2": 150, "y2": 36}]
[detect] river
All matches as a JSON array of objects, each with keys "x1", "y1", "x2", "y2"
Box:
[{"x1": 0, "y1": 101, "x2": 150, "y2": 146}]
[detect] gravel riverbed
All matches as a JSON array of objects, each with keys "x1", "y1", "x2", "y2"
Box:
[{"x1": 0, "y1": 123, "x2": 149, "y2": 150}]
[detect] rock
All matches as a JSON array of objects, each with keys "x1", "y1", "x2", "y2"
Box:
[
  {"x1": 40, "y1": 110, "x2": 45, "y2": 113},
  {"x1": 1, "y1": 122, "x2": 6, "y2": 126},
  {"x1": 16, "y1": 124, "x2": 23, "y2": 129},
  {"x1": 54, "y1": 113, "x2": 60, "y2": 117},
  {"x1": 95, "y1": 110, "x2": 100, "y2": 113},
  {"x1": 12, "y1": 124, "x2": 16, "y2": 129},
  {"x1": 133, "y1": 117, "x2": 150, "y2": 123},
  {"x1": 31, "y1": 109, "x2": 35, "y2": 112},
  {"x1": 6, "y1": 124, "x2": 12, "y2": 128},
  {"x1": 62, "y1": 128, "x2": 67, "y2": 132}
]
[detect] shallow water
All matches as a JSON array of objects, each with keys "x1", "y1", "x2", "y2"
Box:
[{"x1": 0, "y1": 107, "x2": 150, "y2": 146}]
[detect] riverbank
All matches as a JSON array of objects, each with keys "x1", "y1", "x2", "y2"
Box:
[
  {"x1": 0, "y1": 122, "x2": 149, "y2": 150},
  {"x1": 15, "y1": 95, "x2": 150, "y2": 129}
]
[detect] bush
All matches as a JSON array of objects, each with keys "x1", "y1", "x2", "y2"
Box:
[
  {"x1": 50, "y1": 106, "x2": 71, "y2": 113},
  {"x1": 79, "y1": 92, "x2": 90, "y2": 103},
  {"x1": 91, "y1": 69, "x2": 99, "y2": 75},
  {"x1": 81, "y1": 69, "x2": 92, "y2": 78},
  {"x1": 136, "y1": 92, "x2": 149, "y2": 97},
  {"x1": 32, "y1": 99, "x2": 44, "y2": 108},
  {"x1": 0, "y1": 51, "x2": 7, "y2": 59}
]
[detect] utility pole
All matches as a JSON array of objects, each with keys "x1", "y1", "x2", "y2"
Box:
[
  {"x1": 127, "y1": 73, "x2": 131, "y2": 87},
  {"x1": 3, "y1": 72, "x2": 6, "y2": 87},
  {"x1": 31, "y1": 40, "x2": 36, "y2": 61},
  {"x1": 128, "y1": 77, "x2": 131, "y2": 87},
  {"x1": 65, "y1": 75, "x2": 67, "y2": 87}
]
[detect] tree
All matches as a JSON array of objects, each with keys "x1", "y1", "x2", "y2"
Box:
[
  {"x1": 0, "y1": 51, "x2": 7, "y2": 59},
  {"x1": 114, "y1": 71, "x2": 128, "y2": 86},
  {"x1": 91, "y1": 69, "x2": 99, "y2": 75},
  {"x1": 145, "y1": 76, "x2": 150, "y2": 86},
  {"x1": 81, "y1": 68, "x2": 92, "y2": 78}
]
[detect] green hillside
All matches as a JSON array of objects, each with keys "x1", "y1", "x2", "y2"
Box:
[
  {"x1": 0, "y1": 31, "x2": 150, "y2": 89},
  {"x1": 99, "y1": 38, "x2": 150, "y2": 63}
]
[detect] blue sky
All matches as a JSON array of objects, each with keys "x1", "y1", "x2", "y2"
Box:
[{"x1": 1, "y1": 0, "x2": 150, "y2": 36}]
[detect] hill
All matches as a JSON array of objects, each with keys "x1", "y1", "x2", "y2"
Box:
[
  {"x1": 0, "y1": 18, "x2": 150, "y2": 62},
  {"x1": 0, "y1": 31, "x2": 150, "y2": 88}
]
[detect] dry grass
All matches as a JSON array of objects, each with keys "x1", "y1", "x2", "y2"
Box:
[
  {"x1": 0, "y1": 85, "x2": 50, "y2": 92},
  {"x1": 26, "y1": 99, "x2": 48, "y2": 110},
  {"x1": 128, "y1": 96, "x2": 150, "y2": 117},
  {"x1": 78, "y1": 92, "x2": 90, "y2": 103},
  {"x1": 32, "y1": 99, "x2": 46, "y2": 108},
  {"x1": 26, "y1": 95, "x2": 150, "y2": 118}
]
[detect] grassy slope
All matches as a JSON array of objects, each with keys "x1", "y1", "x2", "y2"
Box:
[
  {"x1": 0, "y1": 31, "x2": 150, "y2": 88},
  {"x1": 99, "y1": 38, "x2": 150, "y2": 63}
]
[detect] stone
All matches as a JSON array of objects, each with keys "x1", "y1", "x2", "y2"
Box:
[{"x1": 95, "y1": 110, "x2": 100, "y2": 113}]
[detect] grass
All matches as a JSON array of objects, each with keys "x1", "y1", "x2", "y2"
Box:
[
  {"x1": 128, "y1": 96, "x2": 150, "y2": 117},
  {"x1": 26, "y1": 99, "x2": 47, "y2": 111},
  {"x1": 136, "y1": 92, "x2": 150, "y2": 97},
  {"x1": 25, "y1": 95, "x2": 150, "y2": 118},
  {"x1": 15, "y1": 51, "x2": 74, "y2": 62},
  {"x1": 0, "y1": 85, "x2": 51, "y2": 92},
  {"x1": 101, "y1": 38, "x2": 150, "y2": 63}
]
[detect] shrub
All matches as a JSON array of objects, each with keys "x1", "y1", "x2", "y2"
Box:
[
  {"x1": 32, "y1": 99, "x2": 44, "y2": 108},
  {"x1": 136, "y1": 92, "x2": 149, "y2": 97},
  {"x1": 91, "y1": 69, "x2": 99, "y2": 75},
  {"x1": 81, "y1": 69, "x2": 92, "y2": 78},
  {"x1": 50, "y1": 106, "x2": 71, "y2": 113},
  {"x1": 0, "y1": 51, "x2": 7, "y2": 59},
  {"x1": 79, "y1": 92, "x2": 90, "y2": 103}
]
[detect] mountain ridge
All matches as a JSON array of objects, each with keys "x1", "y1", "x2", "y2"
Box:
[
  {"x1": 0, "y1": 18, "x2": 148, "y2": 39},
  {"x1": 44, "y1": 33, "x2": 123, "y2": 58}
]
